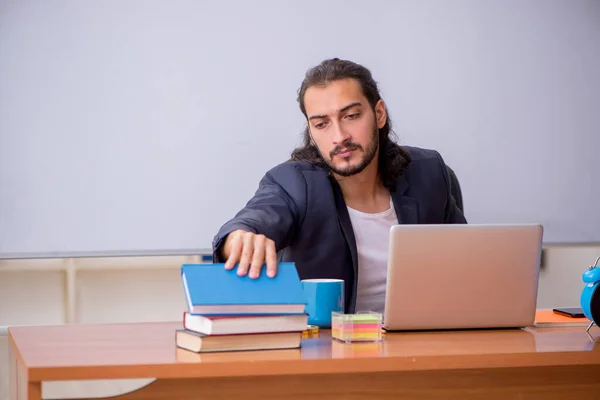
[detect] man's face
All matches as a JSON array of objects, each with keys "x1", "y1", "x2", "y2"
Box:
[{"x1": 304, "y1": 78, "x2": 386, "y2": 177}]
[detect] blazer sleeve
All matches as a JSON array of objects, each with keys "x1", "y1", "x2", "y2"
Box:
[
  {"x1": 211, "y1": 163, "x2": 307, "y2": 262},
  {"x1": 435, "y1": 152, "x2": 468, "y2": 224}
]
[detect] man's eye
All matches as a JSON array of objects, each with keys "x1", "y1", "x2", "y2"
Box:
[
  {"x1": 315, "y1": 122, "x2": 326, "y2": 129},
  {"x1": 346, "y1": 113, "x2": 359, "y2": 119}
]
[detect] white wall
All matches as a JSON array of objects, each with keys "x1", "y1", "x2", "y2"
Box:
[
  {"x1": 0, "y1": 255, "x2": 191, "y2": 400},
  {"x1": 536, "y1": 245, "x2": 600, "y2": 308}
]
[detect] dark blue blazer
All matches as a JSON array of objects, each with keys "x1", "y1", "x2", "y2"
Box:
[{"x1": 212, "y1": 146, "x2": 467, "y2": 312}]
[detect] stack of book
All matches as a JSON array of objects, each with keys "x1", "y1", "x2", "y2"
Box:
[{"x1": 176, "y1": 262, "x2": 308, "y2": 353}]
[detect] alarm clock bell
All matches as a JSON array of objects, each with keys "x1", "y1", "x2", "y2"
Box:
[{"x1": 581, "y1": 256, "x2": 600, "y2": 333}]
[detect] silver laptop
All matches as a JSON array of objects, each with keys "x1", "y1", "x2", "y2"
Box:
[{"x1": 383, "y1": 223, "x2": 543, "y2": 331}]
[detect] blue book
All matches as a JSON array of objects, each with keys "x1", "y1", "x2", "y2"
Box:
[{"x1": 181, "y1": 262, "x2": 306, "y2": 315}]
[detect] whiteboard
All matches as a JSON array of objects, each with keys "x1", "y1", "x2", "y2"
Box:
[{"x1": 1, "y1": 0, "x2": 599, "y2": 256}]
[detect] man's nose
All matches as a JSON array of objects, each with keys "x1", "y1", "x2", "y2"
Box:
[{"x1": 331, "y1": 122, "x2": 351, "y2": 144}]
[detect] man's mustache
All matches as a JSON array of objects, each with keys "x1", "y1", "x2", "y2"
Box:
[{"x1": 330, "y1": 141, "x2": 363, "y2": 158}]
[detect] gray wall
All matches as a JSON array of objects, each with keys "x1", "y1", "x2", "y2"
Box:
[{"x1": 1, "y1": 0, "x2": 599, "y2": 255}]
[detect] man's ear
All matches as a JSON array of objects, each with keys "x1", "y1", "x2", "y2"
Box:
[{"x1": 375, "y1": 100, "x2": 387, "y2": 129}]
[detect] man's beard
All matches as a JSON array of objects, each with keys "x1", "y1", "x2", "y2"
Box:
[{"x1": 319, "y1": 125, "x2": 379, "y2": 177}]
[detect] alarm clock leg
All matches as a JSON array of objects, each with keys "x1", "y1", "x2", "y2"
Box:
[{"x1": 586, "y1": 321, "x2": 594, "y2": 333}]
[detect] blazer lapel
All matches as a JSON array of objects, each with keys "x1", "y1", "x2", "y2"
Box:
[
  {"x1": 329, "y1": 176, "x2": 359, "y2": 312},
  {"x1": 391, "y1": 176, "x2": 419, "y2": 224}
]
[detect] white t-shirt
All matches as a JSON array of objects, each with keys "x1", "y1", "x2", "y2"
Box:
[{"x1": 347, "y1": 197, "x2": 397, "y2": 315}]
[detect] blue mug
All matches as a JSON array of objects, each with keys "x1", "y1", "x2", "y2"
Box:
[{"x1": 301, "y1": 279, "x2": 344, "y2": 328}]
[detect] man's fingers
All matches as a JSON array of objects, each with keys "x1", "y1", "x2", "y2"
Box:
[
  {"x1": 222, "y1": 231, "x2": 276, "y2": 279},
  {"x1": 224, "y1": 234, "x2": 242, "y2": 270},
  {"x1": 249, "y1": 235, "x2": 266, "y2": 279},
  {"x1": 236, "y1": 232, "x2": 255, "y2": 276},
  {"x1": 265, "y1": 239, "x2": 278, "y2": 278}
]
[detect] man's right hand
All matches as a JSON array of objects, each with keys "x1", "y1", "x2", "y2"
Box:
[{"x1": 221, "y1": 229, "x2": 278, "y2": 279}]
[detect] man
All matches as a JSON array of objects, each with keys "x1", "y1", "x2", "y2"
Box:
[{"x1": 212, "y1": 58, "x2": 466, "y2": 314}]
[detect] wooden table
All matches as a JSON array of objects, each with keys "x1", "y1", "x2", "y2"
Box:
[{"x1": 8, "y1": 318, "x2": 600, "y2": 400}]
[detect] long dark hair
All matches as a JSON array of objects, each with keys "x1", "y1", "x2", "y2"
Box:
[{"x1": 291, "y1": 58, "x2": 411, "y2": 190}]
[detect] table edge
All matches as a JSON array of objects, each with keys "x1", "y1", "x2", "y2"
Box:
[{"x1": 26, "y1": 350, "x2": 600, "y2": 381}]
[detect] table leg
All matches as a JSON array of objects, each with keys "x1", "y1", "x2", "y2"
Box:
[
  {"x1": 8, "y1": 337, "x2": 16, "y2": 400},
  {"x1": 9, "y1": 336, "x2": 41, "y2": 400},
  {"x1": 26, "y1": 383, "x2": 41, "y2": 400}
]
